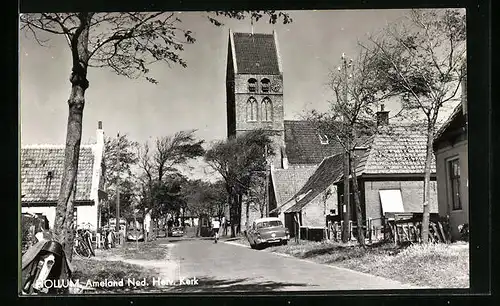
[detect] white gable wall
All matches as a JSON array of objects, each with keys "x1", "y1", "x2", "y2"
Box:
[{"x1": 22, "y1": 207, "x2": 57, "y2": 229}]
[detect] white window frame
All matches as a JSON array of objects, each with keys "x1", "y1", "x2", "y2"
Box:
[{"x1": 446, "y1": 156, "x2": 462, "y2": 211}]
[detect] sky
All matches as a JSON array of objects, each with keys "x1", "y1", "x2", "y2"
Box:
[{"x1": 19, "y1": 10, "x2": 460, "y2": 180}]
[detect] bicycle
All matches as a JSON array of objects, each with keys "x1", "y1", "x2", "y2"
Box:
[{"x1": 73, "y1": 230, "x2": 94, "y2": 258}]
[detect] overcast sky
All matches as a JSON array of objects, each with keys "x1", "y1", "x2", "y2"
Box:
[{"x1": 19, "y1": 9, "x2": 460, "y2": 179}]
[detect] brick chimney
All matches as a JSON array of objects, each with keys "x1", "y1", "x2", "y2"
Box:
[
  {"x1": 281, "y1": 146, "x2": 289, "y2": 170},
  {"x1": 376, "y1": 104, "x2": 389, "y2": 127},
  {"x1": 96, "y1": 121, "x2": 104, "y2": 149}
]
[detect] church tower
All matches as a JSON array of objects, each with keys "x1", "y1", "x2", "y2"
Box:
[{"x1": 226, "y1": 30, "x2": 285, "y2": 168}]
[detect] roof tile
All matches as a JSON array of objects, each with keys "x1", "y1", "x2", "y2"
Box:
[
  {"x1": 285, "y1": 153, "x2": 344, "y2": 213},
  {"x1": 233, "y1": 32, "x2": 280, "y2": 75},
  {"x1": 284, "y1": 120, "x2": 345, "y2": 165},
  {"x1": 360, "y1": 125, "x2": 436, "y2": 175},
  {"x1": 21, "y1": 146, "x2": 96, "y2": 204},
  {"x1": 270, "y1": 166, "x2": 317, "y2": 213}
]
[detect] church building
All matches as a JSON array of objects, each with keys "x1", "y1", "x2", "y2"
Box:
[{"x1": 226, "y1": 30, "x2": 344, "y2": 230}]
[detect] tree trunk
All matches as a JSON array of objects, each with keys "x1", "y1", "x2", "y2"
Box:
[
  {"x1": 342, "y1": 144, "x2": 351, "y2": 243},
  {"x1": 421, "y1": 125, "x2": 434, "y2": 244},
  {"x1": 245, "y1": 201, "x2": 250, "y2": 234},
  {"x1": 236, "y1": 194, "x2": 242, "y2": 235},
  {"x1": 349, "y1": 153, "x2": 365, "y2": 247},
  {"x1": 53, "y1": 13, "x2": 92, "y2": 263},
  {"x1": 229, "y1": 191, "x2": 236, "y2": 238}
]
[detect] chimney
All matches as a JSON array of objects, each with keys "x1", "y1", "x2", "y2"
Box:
[
  {"x1": 96, "y1": 121, "x2": 104, "y2": 147},
  {"x1": 376, "y1": 104, "x2": 389, "y2": 127},
  {"x1": 281, "y1": 146, "x2": 289, "y2": 170}
]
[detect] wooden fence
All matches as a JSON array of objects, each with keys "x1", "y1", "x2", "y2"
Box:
[{"x1": 318, "y1": 213, "x2": 451, "y2": 245}]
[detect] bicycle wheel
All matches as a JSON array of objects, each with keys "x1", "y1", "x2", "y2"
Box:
[
  {"x1": 74, "y1": 240, "x2": 91, "y2": 258},
  {"x1": 73, "y1": 244, "x2": 86, "y2": 258},
  {"x1": 85, "y1": 236, "x2": 95, "y2": 256},
  {"x1": 81, "y1": 241, "x2": 92, "y2": 257}
]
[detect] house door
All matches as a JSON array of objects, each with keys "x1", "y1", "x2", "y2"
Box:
[{"x1": 285, "y1": 213, "x2": 295, "y2": 238}]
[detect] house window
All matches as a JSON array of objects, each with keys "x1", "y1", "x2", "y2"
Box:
[
  {"x1": 248, "y1": 78, "x2": 257, "y2": 92},
  {"x1": 247, "y1": 97, "x2": 258, "y2": 121},
  {"x1": 261, "y1": 97, "x2": 273, "y2": 122},
  {"x1": 319, "y1": 134, "x2": 329, "y2": 144},
  {"x1": 448, "y1": 158, "x2": 462, "y2": 210},
  {"x1": 261, "y1": 78, "x2": 270, "y2": 92}
]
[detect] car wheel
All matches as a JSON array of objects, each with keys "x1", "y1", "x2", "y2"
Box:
[{"x1": 282, "y1": 240, "x2": 288, "y2": 246}]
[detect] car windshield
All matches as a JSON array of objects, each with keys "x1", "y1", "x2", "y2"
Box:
[{"x1": 256, "y1": 220, "x2": 282, "y2": 229}]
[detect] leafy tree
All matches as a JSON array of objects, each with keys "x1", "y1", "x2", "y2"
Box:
[
  {"x1": 137, "y1": 130, "x2": 204, "y2": 240},
  {"x1": 246, "y1": 175, "x2": 267, "y2": 219},
  {"x1": 20, "y1": 11, "x2": 292, "y2": 259},
  {"x1": 205, "y1": 129, "x2": 275, "y2": 237},
  {"x1": 361, "y1": 9, "x2": 466, "y2": 242},
  {"x1": 102, "y1": 134, "x2": 139, "y2": 227},
  {"x1": 183, "y1": 179, "x2": 227, "y2": 236}
]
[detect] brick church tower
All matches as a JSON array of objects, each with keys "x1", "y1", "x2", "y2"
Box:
[{"x1": 226, "y1": 30, "x2": 285, "y2": 168}]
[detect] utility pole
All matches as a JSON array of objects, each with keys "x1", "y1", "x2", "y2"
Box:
[
  {"x1": 264, "y1": 144, "x2": 269, "y2": 217},
  {"x1": 116, "y1": 132, "x2": 121, "y2": 243},
  {"x1": 133, "y1": 208, "x2": 139, "y2": 249},
  {"x1": 341, "y1": 53, "x2": 352, "y2": 243}
]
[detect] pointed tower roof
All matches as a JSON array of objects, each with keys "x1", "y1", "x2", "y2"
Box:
[{"x1": 230, "y1": 31, "x2": 281, "y2": 75}]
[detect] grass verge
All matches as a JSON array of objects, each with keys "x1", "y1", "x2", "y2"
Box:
[
  {"x1": 71, "y1": 258, "x2": 159, "y2": 293},
  {"x1": 95, "y1": 239, "x2": 170, "y2": 261},
  {"x1": 267, "y1": 240, "x2": 469, "y2": 288}
]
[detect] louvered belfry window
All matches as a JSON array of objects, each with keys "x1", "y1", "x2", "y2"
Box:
[{"x1": 248, "y1": 78, "x2": 257, "y2": 92}]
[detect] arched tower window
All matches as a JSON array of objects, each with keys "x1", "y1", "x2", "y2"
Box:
[
  {"x1": 261, "y1": 97, "x2": 273, "y2": 122},
  {"x1": 248, "y1": 78, "x2": 257, "y2": 93},
  {"x1": 261, "y1": 78, "x2": 270, "y2": 93},
  {"x1": 247, "y1": 97, "x2": 258, "y2": 121}
]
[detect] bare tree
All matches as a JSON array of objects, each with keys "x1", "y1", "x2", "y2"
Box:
[
  {"x1": 307, "y1": 48, "x2": 391, "y2": 246},
  {"x1": 361, "y1": 9, "x2": 466, "y2": 243},
  {"x1": 20, "y1": 11, "x2": 292, "y2": 259}
]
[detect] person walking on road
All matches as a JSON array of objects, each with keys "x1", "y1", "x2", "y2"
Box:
[
  {"x1": 221, "y1": 216, "x2": 226, "y2": 237},
  {"x1": 212, "y1": 218, "x2": 220, "y2": 243}
]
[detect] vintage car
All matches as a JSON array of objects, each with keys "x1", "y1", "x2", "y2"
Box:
[
  {"x1": 168, "y1": 227, "x2": 184, "y2": 237},
  {"x1": 247, "y1": 217, "x2": 290, "y2": 249},
  {"x1": 126, "y1": 228, "x2": 144, "y2": 242},
  {"x1": 126, "y1": 219, "x2": 144, "y2": 242}
]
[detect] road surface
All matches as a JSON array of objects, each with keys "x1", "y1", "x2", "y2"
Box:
[{"x1": 141, "y1": 238, "x2": 415, "y2": 292}]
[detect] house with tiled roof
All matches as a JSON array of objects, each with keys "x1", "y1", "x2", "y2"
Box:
[
  {"x1": 332, "y1": 111, "x2": 438, "y2": 232},
  {"x1": 279, "y1": 153, "x2": 344, "y2": 235},
  {"x1": 272, "y1": 107, "x2": 439, "y2": 238},
  {"x1": 433, "y1": 76, "x2": 468, "y2": 241},
  {"x1": 21, "y1": 122, "x2": 106, "y2": 231},
  {"x1": 226, "y1": 30, "x2": 346, "y2": 229}
]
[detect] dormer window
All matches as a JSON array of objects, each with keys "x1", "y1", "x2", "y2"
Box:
[
  {"x1": 248, "y1": 78, "x2": 257, "y2": 92},
  {"x1": 261, "y1": 78, "x2": 270, "y2": 92},
  {"x1": 319, "y1": 134, "x2": 329, "y2": 145}
]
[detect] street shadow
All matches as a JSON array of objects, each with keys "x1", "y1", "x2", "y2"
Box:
[
  {"x1": 157, "y1": 276, "x2": 312, "y2": 293},
  {"x1": 300, "y1": 245, "x2": 348, "y2": 259}
]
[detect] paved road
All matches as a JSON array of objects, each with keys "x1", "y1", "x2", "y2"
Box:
[{"x1": 151, "y1": 238, "x2": 414, "y2": 292}]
